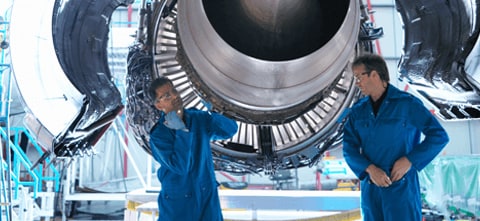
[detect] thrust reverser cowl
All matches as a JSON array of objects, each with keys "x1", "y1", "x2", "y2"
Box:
[
  {"x1": 395, "y1": 0, "x2": 480, "y2": 119},
  {"x1": 9, "y1": 0, "x2": 131, "y2": 158}
]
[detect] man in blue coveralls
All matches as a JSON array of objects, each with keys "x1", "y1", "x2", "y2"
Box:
[
  {"x1": 148, "y1": 77, "x2": 238, "y2": 221},
  {"x1": 342, "y1": 53, "x2": 449, "y2": 221}
]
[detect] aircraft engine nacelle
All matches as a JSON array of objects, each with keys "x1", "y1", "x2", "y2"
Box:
[{"x1": 126, "y1": 0, "x2": 379, "y2": 174}]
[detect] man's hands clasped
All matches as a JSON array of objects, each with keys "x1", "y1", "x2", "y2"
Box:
[
  {"x1": 366, "y1": 164, "x2": 392, "y2": 187},
  {"x1": 366, "y1": 156, "x2": 411, "y2": 188},
  {"x1": 390, "y1": 156, "x2": 411, "y2": 182}
]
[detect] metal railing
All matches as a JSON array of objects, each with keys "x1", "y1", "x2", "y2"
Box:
[{"x1": 0, "y1": 127, "x2": 60, "y2": 199}]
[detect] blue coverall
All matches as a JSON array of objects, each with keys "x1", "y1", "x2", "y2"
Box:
[
  {"x1": 343, "y1": 85, "x2": 449, "y2": 221},
  {"x1": 149, "y1": 108, "x2": 238, "y2": 221}
]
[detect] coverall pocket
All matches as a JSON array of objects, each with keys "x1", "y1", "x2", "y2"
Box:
[
  {"x1": 158, "y1": 189, "x2": 195, "y2": 221},
  {"x1": 161, "y1": 189, "x2": 193, "y2": 200},
  {"x1": 388, "y1": 177, "x2": 405, "y2": 188},
  {"x1": 384, "y1": 177, "x2": 408, "y2": 198}
]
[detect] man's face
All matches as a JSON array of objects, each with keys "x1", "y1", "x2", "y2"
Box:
[
  {"x1": 153, "y1": 83, "x2": 183, "y2": 113},
  {"x1": 352, "y1": 64, "x2": 375, "y2": 96}
]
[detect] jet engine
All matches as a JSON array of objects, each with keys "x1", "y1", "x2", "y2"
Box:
[
  {"x1": 126, "y1": 0, "x2": 380, "y2": 174},
  {"x1": 7, "y1": 0, "x2": 480, "y2": 175}
]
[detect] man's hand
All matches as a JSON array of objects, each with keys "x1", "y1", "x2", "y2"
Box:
[
  {"x1": 390, "y1": 156, "x2": 411, "y2": 182},
  {"x1": 366, "y1": 164, "x2": 392, "y2": 187},
  {"x1": 164, "y1": 111, "x2": 188, "y2": 131}
]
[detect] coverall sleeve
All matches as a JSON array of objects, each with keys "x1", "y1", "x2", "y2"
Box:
[
  {"x1": 406, "y1": 99, "x2": 449, "y2": 171},
  {"x1": 149, "y1": 124, "x2": 193, "y2": 175},
  {"x1": 342, "y1": 110, "x2": 372, "y2": 180},
  {"x1": 208, "y1": 112, "x2": 238, "y2": 140}
]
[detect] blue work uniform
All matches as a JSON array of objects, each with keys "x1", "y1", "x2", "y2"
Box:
[
  {"x1": 149, "y1": 108, "x2": 238, "y2": 221},
  {"x1": 343, "y1": 84, "x2": 449, "y2": 221}
]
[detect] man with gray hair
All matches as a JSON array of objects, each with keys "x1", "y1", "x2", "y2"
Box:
[{"x1": 342, "y1": 53, "x2": 449, "y2": 220}]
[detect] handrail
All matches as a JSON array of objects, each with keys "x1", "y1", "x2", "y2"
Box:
[
  {"x1": 0, "y1": 127, "x2": 61, "y2": 199},
  {"x1": 10, "y1": 126, "x2": 61, "y2": 191},
  {"x1": 0, "y1": 127, "x2": 39, "y2": 198}
]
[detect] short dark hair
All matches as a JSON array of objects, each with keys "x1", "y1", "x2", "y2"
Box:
[
  {"x1": 148, "y1": 77, "x2": 173, "y2": 101},
  {"x1": 352, "y1": 53, "x2": 390, "y2": 82}
]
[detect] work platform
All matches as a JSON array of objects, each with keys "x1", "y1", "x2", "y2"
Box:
[{"x1": 125, "y1": 188, "x2": 361, "y2": 221}]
